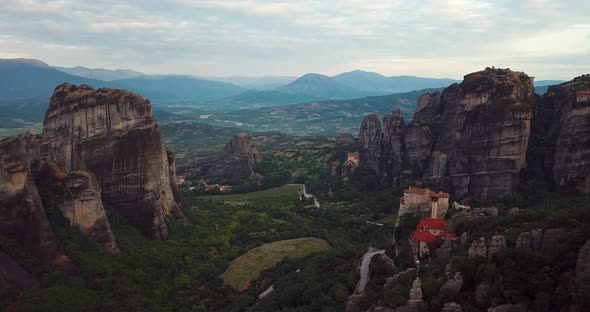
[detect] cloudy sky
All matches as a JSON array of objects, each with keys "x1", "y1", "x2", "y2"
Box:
[{"x1": 1, "y1": 0, "x2": 589, "y2": 79}]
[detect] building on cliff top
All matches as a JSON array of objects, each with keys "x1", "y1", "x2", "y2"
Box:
[
  {"x1": 576, "y1": 91, "x2": 590, "y2": 103},
  {"x1": 344, "y1": 152, "x2": 360, "y2": 167},
  {"x1": 399, "y1": 187, "x2": 450, "y2": 220},
  {"x1": 412, "y1": 218, "x2": 456, "y2": 259}
]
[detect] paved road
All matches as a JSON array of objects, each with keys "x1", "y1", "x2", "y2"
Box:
[{"x1": 356, "y1": 248, "x2": 385, "y2": 293}]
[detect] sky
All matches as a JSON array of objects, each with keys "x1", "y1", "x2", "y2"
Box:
[{"x1": 0, "y1": 0, "x2": 589, "y2": 80}]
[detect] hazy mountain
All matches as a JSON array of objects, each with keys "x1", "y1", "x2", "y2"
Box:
[
  {"x1": 275, "y1": 73, "x2": 375, "y2": 99},
  {"x1": 332, "y1": 69, "x2": 459, "y2": 93},
  {"x1": 0, "y1": 58, "x2": 105, "y2": 101},
  {"x1": 203, "y1": 76, "x2": 297, "y2": 90},
  {"x1": 54, "y1": 66, "x2": 144, "y2": 81},
  {"x1": 535, "y1": 79, "x2": 566, "y2": 86},
  {"x1": 191, "y1": 88, "x2": 442, "y2": 135},
  {"x1": 108, "y1": 76, "x2": 246, "y2": 103},
  {"x1": 534, "y1": 79, "x2": 566, "y2": 94}
]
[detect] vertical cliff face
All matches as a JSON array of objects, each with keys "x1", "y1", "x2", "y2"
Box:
[
  {"x1": 37, "y1": 160, "x2": 119, "y2": 254},
  {"x1": 193, "y1": 133, "x2": 262, "y2": 182},
  {"x1": 357, "y1": 68, "x2": 535, "y2": 202},
  {"x1": 380, "y1": 109, "x2": 406, "y2": 186},
  {"x1": 42, "y1": 83, "x2": 179, "y2": 239},
  {"x1": 358, "y1": 114, "x2": 382, "y2": 175},
  {"x1": 543, "y1": 75, "x2": 590, "y2": 193},
  {"x1": 0, "y1": 136, "x2": 73, "y2": 270},
  {"x1": 424, "y1": 69, "x2": 534, "y2": 202}
]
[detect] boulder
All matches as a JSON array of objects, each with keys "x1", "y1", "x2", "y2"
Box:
[
  {"x1": 468, "y1": 237, "x2": 487, "y2": 259},
  {"x1": 488, "y1": 235, "x2": 506, "y2": 259},
  {"x1": 442, "y1": 302, "x2": 463, "y2": 312},
  {"x1": 516, "y1": 232, "x2": 531, "y2": 249},
  {"x1": 440, "y1": 272, "x2": 463, "y2": 294},
  {"x1": 437, "y1": 239, "x2": 453, "y2": 258}
]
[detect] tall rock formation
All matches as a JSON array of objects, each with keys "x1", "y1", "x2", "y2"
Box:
[
  {"x1": 357, "y1": 68, "x2": 535, "y2": 202},
  {"x1": 41, "y1": 83, "x2": 183, "y2": 239},
  {"x1": 359, "y1": 114, "x2": 382, "y2": 175},
  {"x1": 380, "y1": 109, "x2": 406, "y2": 186},
  {"x1": 0, "y1": 136, "x2": 73, "y2": 270},
  {"x1": 193, "y1": 133, "x2": 262, "y2": 182},
  {"x1": 542, "y1": 75, "x2": 590, "y2": 193},
  {"x1": 36, "y1": 160, "x2": 119, "y2": 254},
  {"x1": 413, "y1": 68, "x2": 534, "y2": 202}
]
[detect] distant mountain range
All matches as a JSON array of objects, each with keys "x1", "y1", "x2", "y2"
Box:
[
  {"x1": 0, "y1": 58, "x2": 570, "y2": 130},
  {"x1": 53, "y1": 66, "x2": 144, "y2": 81}
]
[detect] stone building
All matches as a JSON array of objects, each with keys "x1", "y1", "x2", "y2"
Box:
[
  {"x1": 576, "y1": 91, "x2": 590, "y2": 103},
  {"x1": 399, "y1": 187, "x2": 450, "y2": 219},
  {"x1": 413, "y1": 218, "x2": 456, "y2": 259}
]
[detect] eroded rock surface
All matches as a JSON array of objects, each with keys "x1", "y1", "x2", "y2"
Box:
[
  {"x1": 468, "y1": 237, "x2": 488, "y2": 259},
  {"x1": 42, "y1": 83, "x2": 181, "y2": 239},
  {"x1": 0, "y1": 136, "x2": 73, "y2": 270},
  {"x1": 193, "y1": 133, "x2": 262, "y2": 182}
]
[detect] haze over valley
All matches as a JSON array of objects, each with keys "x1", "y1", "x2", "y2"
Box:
[{"x1": 1, "y1": 1, "x2": 590, "y2": 312}]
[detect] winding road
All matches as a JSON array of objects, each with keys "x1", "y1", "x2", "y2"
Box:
[{"x1": 355, "y1": 248, "x2": 386, "y2": 293}]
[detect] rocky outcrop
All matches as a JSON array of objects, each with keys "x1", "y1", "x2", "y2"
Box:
[
  {"x1": 441, "y1": 302, "x2": 462, "y2": 312},
  {"x1": 335, "y1": 133, "x2": 356, "y2": 151},
  {"x1": 407, "y1": 277, "x2": 424, "y2": 306},
  {"x1": 440, "y1": 272, "x2": 463, "y2": 294},
  {"x1": 540, "y1": 228, "x2": 568, "y2": 249},
  {"x1": 0, "y1": 136, "x2": 73, "y2": 270},
  {"x1": 542, "y1": 75, "x2": 590, "y2": 193},
  {"x1": 193, "y1": 133, "x2": 261, "y2": 182},
  {"x1": 468, "y1": 237, "x2": 487, "y2": 258},
  {"x1": 576, "y1": 240, "x2": 590, "y2": 289},
  {"x1": 414, "y1": 69, "x2": 534, "y2": 202},
  {"x1": 42, "y1": 83, "x2": 183, "y2": 239},
  {"x1": 358, "y1": 68, "x2": 535, "y2": 202},
  {"x1": 380, "y1": 110, "x2": 406, "y2": 186},
  {"x1": 446, "y1": 207, "x2": 497, "y2": 233},
  {"x1": 487, "y1": 235, "x2": 506, "y2": 259},
  {"x1": 437, "y1": 239, "x2": 453, "y2": 258},
  {"x1": 516, "y1": 232, "x2": 531, "y2": 249},
  {"x1": 37, "y1": 161, "x2": 119, "y2": 254},
  {"x1": 359, "y1": 114, "x2": 382, "y2": 175},
  {"x1": 0, "y1": 251, "x2": 39, "y2": 295}
]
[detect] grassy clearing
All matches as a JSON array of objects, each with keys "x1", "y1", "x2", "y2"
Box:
[
  {"x1": 222, "y1": 237, "x2": 331, "y2": 290},
  {"x1": 376, "y1": 214, "x2": 398, "y2": 225},
  {"x1": 205, "y1": 184, "x2": 300, "y2": 203}
]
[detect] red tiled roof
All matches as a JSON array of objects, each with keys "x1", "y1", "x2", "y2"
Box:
[
  {"x1": 417, "y1": 218, "x2": 446, "y2": 230},
  {"x1": 404, "y1": 187, "x2": 450, "y2": 198},
  {"x1": 577, "y1": 91, "x2": 590, "y2": 95},
  {"x1": 405, "y1": 187, "x2": 429, "y2": 195},
  {"x1": 414, "y1": 230, "x2": 438, "y2": 244},
  {"x1": 347, "y1": 153, "x2": 360, "y2": 160}
]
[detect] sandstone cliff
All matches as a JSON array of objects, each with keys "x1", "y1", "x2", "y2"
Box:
[
  {"x1": 356, "y1": 68, "x2": 535, "y2": 202},
  {"x1": 0, "y1": 136, "x2": 73, "y2": 270},
  {"x1": 542, "y1": 75, "x2": 590, "y2": 193},
  {"x1": 42, "y1": 83, "x2": 184, "y2": 239}
]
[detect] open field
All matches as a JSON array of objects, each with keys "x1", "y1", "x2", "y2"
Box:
[
  {"x1": 205, "y1": 184, "x2": 301, "y2": 203},
  {"x1": 222, "y1": 237, "x2": 331, "y2": 290}
]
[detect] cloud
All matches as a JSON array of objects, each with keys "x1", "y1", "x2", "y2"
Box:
[{"x1": 0, "y1": 0, "x2": 588, "y2": 79}]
